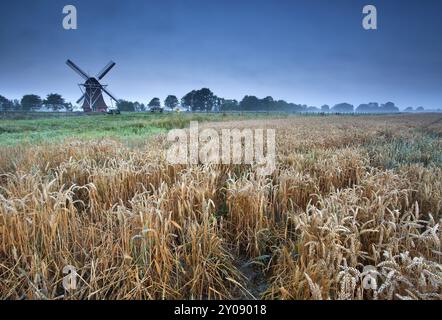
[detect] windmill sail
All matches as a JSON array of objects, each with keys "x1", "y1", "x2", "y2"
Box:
[
  {"x1": 97, "y1": 61, "x2": 116, "y2": 80},
  {"x1": 66, "y1": 60, "x2": 90, "y2": 81}
]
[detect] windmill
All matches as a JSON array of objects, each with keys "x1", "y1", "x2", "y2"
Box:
[{"x1": 66, "y1": 59, "x2": 118, "y2": 112}]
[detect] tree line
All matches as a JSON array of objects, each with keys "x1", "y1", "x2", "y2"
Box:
[
  {"x1": 118, "y1": 89, "x2": 414, "y2": 113},
  {"x1": 0, "y1": 94, "x2": 73, "y2": 112},
  {"x1": 1, "y1": 89, "x2": 430, "y2": 113}
]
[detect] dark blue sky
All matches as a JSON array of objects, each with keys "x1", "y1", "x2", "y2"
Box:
[{"x1": 1, "y1": 0, "x2": 441, "y2": 109}]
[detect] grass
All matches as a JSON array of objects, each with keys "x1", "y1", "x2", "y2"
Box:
[
  {"x1": 0, "y1": 112, "x2": 274, "y2": 146},
  {"x1": 0, "y1": 113, "x2": 441, "y2": 300},
  {"x1": 364, "y1": 130, "x2": 442, "y2": 169}
]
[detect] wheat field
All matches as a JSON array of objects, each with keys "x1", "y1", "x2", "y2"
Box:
[{"x1": 0, "y1": 114, "x2": 441, "y2": 300}]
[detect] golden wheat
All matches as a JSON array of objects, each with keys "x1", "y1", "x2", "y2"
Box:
[{"x1": 0, "y1": 114, "x2": 441, "y2": 300}]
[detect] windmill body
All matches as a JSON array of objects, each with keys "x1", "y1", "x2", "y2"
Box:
[
  {"x1": 80, "y1": 78, "x2": 108, "y2": 112},
  {"x1": 66, "y1": 59, "x2": 118, "y2": 112}
]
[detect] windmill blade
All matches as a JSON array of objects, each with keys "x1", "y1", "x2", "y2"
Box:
[
  {"x1": 100, "y1": 85, "x2": 118, "y2": 102},
  {"x1": 76, "y1": 94, "x2": 85, "y2": 104},
  {"x1": 66, "y1": 59, "x2": 90, "y2": 80},
  {"x1": 96, "y1": 61, "x2": 116, "y2": 80}
]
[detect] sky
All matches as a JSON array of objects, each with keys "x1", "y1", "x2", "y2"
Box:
[{"x1": 0, "y1": 0, "x2": 441, "y2": 109}]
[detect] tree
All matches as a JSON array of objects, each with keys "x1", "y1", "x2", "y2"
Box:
[
  {"x1": 164, "y1": 95, "x2": 179, "y2": 110},
  {"x1": 260, "y1": 96, "x2": 274, "y2": 111},
  {"x1": 133, "y1": 102, "x2": 146, "y2": 112},
  {"x1": 43, "y1": 93, "x2": 66, "y2": 111},
  {"x1": 117, "y1": 99, "x2": 135, "y2": 112},
  {"x1": 307, "y1": 106, "x2": 320, "y2": 113},
  {"x1": 321, "y1": 105, "x2": 330, "y2": 112},
  {"x1": 148, "y1": 98, "x2": 161, "y2": 108},
  {"x1": 181, "y1": 88, "x2": 217, "y2": 112},
  {"x1": 0, "y1": 95, "x2": 9, "y2": 105},
  {"x1": 275, "y1": 100, "x2": 290, "y2": 111},
  {"x1": 331, "y1": 103, "x2": 354, "y2": 113},
  {"x1": 65, "y1": 102, "x2": 73, "y2": 112},
  {"x1": 404, "y1": 107, "x2": 414, "y2": 113},
  {"x1": 181, "y1": 91, "x2": 195, "y2": 111},
  {"x1": 12, "y1": 100, "x2": 21, "y2": 111},
  {"x1": 356, "y1": 102, "x2": 379, "y2": 113},
  {"x1": 290, "y1": 103, "x2": 305, "y2": 113},
  {"x1": 220, "y1": 99, "x2": 239, "y2": 111},
  {"x1": 21, "y1": 94, "x2": 42, "y2": 111},
  {"x1": 0, "y1": 95, "x2": 13, "y2": 112},
  {"x1": 380, "y1": 102, "x2": 399, "y2": 113},
  {"x1": 240, "y1": 95, "x2": 260, "y2": 111},
  {"x1": 194, "y1": 88, "x2": 216, "y2": 112},
  {"x1": 214, "y1": 97, "x2": 223, "y2": 112},
  {"x1": 239, "y1": 95, "x2": 297, "y2": 112},
  {"x1": 416, "y1": 106, "x2": 425, "y2": 112}
]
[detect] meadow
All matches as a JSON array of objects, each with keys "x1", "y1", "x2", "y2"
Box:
[
  {"x1": 0, "y1": 112, "x2": 266, "y2": 146},
  {"x1": 0, "y1": 113, "x2": 441, "y2": 299}
]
